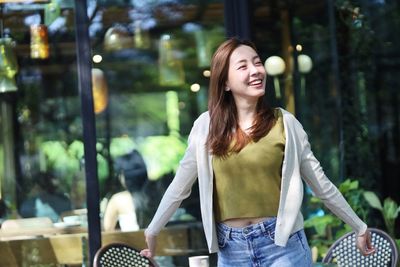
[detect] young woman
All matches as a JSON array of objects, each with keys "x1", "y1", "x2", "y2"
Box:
[{"x1": 140, "y1": 38, "x2": 375, "y2": 266}]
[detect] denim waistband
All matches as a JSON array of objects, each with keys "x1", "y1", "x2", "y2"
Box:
[{"x1": 217, "y1": 217, "x2": 277, "y2": 237}]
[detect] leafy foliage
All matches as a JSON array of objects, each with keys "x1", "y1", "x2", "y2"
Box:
[
  {"x1": 40, "y1": 140, "x2": 109, "y2": 190},
  {"x1": 304, "y1": 179, "x2": 371, "y2": 261},
  {"x1": 363, "y1": 191, "x2": 400, "y2": 253},
  {"x1": 39, "y1": 134, "x2": 187, "y2": 191},
  {"x1": 139, "y1": 135, "x2": 187, "y2": 180}
]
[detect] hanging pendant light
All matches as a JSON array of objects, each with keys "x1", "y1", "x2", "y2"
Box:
[
  {"x1": 0, "y1": 76, "x2": 18, "y2": 93},
  {"x1": 30, "y1": 24, "x2": 50, "y2": 59},
  {"x1": 158, "y1": 34, "x2": 185, "y2": 87},
  {"x1": 133, "y1": 20, "x2": 151, "y2": 49},
  {"x1": 0, "y1": 37, "x2": 19, "y2": 93},
  {"x1": 104, "y1": 25, "x2": 132, "y2": 51},
  {"x1": 91, "y1": 68, "x2": 108, "y2": 114}
]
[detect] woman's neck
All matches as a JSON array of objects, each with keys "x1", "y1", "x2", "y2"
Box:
[
  {"x1": 237, "y1": 106, "x2": 257, "y2": 133},
  {"x1": 233, "y1": 96, "x2": 258, "y2": 132}
]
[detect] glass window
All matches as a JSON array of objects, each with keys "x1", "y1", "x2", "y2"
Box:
[
  {"x1": 91, "y1": 0, "x2": 224, "y2": 231},
  {"x1": 0, "y1": 1, "x2": 81, "y2": 220},
  {"x1": 0, "y1": 0, "x2": 224, "y2": 266}
]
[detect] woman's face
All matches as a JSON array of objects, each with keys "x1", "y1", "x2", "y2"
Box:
[{"x1": 226, "y1": 45, "x2": 266, "y2": 103}]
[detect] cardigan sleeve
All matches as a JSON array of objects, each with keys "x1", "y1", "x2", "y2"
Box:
[
  {"x1": 296, "y1": 120, "x2": 367, "y2": 236},
  {"x1": 145, "y1": 119, "x2": 200, "y2": 236}
]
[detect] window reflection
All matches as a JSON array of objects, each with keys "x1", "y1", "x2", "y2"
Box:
[
  {"x1": 2, "y1": 0, "x2": 398, "y2": 266},
  {"x1": 91, "y1": 2, "x2": 225, "y2": 237},
  {"x1": 0, "y1": 2, "x2": 224, "y2": 261}
]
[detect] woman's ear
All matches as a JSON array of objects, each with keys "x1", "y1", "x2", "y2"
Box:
[{"x1": 225, "y1": 82, "x2": 231, "y2": 91}]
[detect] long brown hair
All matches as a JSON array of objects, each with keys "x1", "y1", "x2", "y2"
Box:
[{"x1": 206, "y1": 37, "x2": 276, "y2": 157}]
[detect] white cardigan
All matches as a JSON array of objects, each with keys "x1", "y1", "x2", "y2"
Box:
[{"x1": 145, "y1": 108, "x2": 367, "y2": 253}]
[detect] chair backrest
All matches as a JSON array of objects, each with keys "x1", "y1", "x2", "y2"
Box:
[
  {"x1": 322, "y1": 228, "x2": 398, "y2": 267},
  {"x1": 93, "y1": 242, "x2": 157, "y2": 267}
]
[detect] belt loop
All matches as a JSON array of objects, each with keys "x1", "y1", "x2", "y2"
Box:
[
  {"x1": 260, "y1": 220, "x2": 267, "y2": 234},
  {"x1": 225, "y1": 226, "x2": 231, "y2": 240}
]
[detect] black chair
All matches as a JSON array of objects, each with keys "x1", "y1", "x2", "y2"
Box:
[
  {"x1": 93, "y1": 242, "x2": 157, "y2": 267},
  {"x1": 322, "y1": 228, "x2": 398, "y2": 267}
]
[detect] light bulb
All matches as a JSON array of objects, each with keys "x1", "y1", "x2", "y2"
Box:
[
  {"x1": 264, "y1": 56, "x2": 286, "y2": 76},
  {"x1": 298, "y1": 54, "x2": 313, "y2": 74}
]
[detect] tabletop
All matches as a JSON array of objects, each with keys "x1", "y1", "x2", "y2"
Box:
[{"x1": 0, "y1": 222, "x2": 207, "y2": 267}]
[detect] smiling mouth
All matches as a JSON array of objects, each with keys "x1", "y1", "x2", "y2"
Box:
[{"x1": 248, "y1": 79, "x2": 263, "y2": 86}]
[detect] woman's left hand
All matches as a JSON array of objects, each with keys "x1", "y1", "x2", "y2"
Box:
[{"x1": 356, "y1": 229, "x2": 376, "y2": 256}]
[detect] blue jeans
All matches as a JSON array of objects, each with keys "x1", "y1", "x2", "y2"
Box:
[{"x1": 216, "y1": 218, "x2": 313, "y2": 267}]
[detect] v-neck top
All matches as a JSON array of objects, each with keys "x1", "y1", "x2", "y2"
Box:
[{"x1": 212, "y1": 109, "x2": 285, "y2": 222}]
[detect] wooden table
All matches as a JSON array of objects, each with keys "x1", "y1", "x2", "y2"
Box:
[
  {"x1": 0, "y1": 225, "x2": 87, "y2": 240},
  {"x1": 0, "y1": 222, "x2": 207, "y2": 267}
]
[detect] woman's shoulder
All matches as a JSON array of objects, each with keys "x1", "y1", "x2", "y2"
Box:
[
  {"x1": 192, "y1": 111, "x2": 210, "y2": 128},
  {"x1": 196, "y1": 111, "x2": 210, "y2": 121},
  {"x1": 275, "y1": 107, "x2": 304, "y2": 129},
  {"x1": 276, "y1": 107, "x2": 296, "y2": 121}
]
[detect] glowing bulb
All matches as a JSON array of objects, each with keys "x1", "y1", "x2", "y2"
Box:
[
  {"x1": 93, "y1": 54, "x2": 102, "y2": 63},
  {"x1": 264, "y1": 56, "x2": 285, "y2": 76},
  {"x1": 92, "y1": 68, "x2": 108, "y2": 114},
  {"x1": 298, "y1": 54, "x2": 313, "y2": 74},
  {"x1": 190, "y1": 83, "x2": 200, "y2": 92},
  {"x1": 203, "y1": 70, "x2": 210, "y2": 77}
]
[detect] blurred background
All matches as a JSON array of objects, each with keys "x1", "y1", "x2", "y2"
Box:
[{"x1": 0, "y1": 0, "x2": 399, "y2": 265}]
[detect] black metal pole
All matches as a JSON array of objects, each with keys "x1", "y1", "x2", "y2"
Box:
[
  {"x1": 223, "y1": 0, "x2": 251, "y2": 39},
  {"x1": 327, "y1": 0, "x2": 345, "y2": 181},
  {"x1": 237, "y1": 0, "x2": 251, "y2": 40},
  {"x1": 74, "y1": 0, "x2": 101, "y2": 266},
  {"x1": 223, "y1": 0, "x2": 235, "y2": 38},
  {"x1": 287, "y1": 5, "x2": 301, "y2": 120}
]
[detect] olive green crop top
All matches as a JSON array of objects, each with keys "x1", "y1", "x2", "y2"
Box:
[{"x1": 212, "y1": 109, "x2": 285, "y2": 222}]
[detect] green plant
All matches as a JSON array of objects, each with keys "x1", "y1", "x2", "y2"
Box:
[
  {"x1": 363, "y1": 191, "x2": 400, "y2": 253},
  {"x1": 40, "y1": 140, "x2": 109, "y2": 190},
  {"x1": 139, "y1": 134, "x2": 187, "y2": 180},
  {"x1": 304, "y1": 213, "x2": 348, "y2": 260},
  {"x1": 304, "y1": 179, "x2": 371, "y2": 261}
]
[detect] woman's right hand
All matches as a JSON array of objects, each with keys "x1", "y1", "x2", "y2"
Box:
[
  {"x1": 140, "y1": 233, "x2": 157, "y2": 258},
  {"x1": 356, "y1": 229, "x2": 376, "y2": 256}
]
